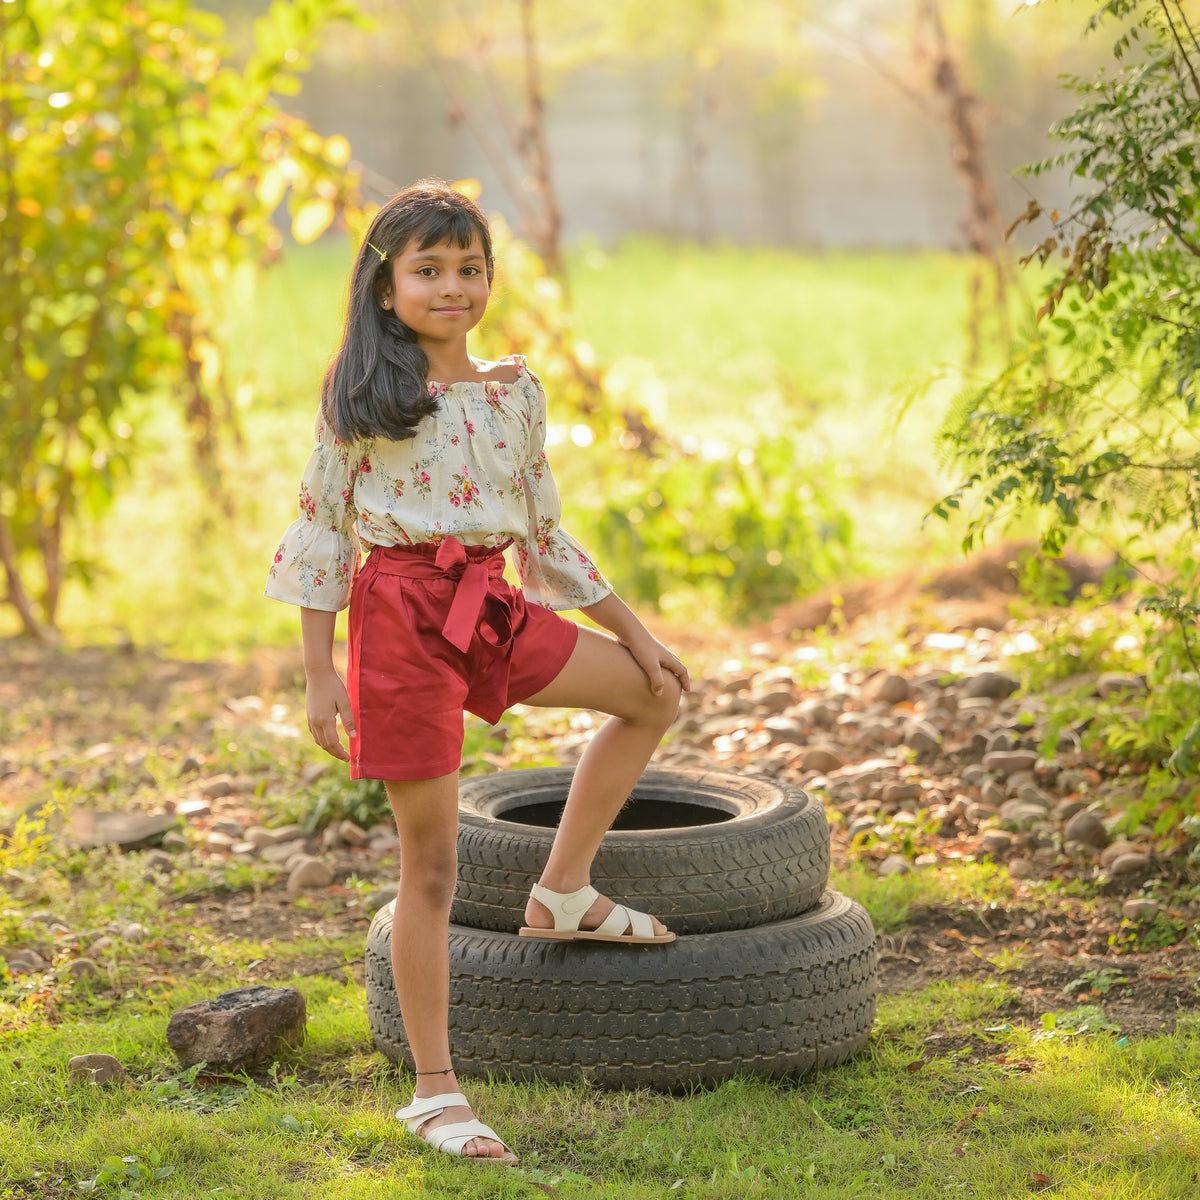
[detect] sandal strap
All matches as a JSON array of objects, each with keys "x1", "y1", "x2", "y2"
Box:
[
  {"x1": 594, "y1": 903, "x2": 654, "y2": 939},
  {"x1": 395, "y1": 1091, "x2": 470, "y2": 1129},
  {"x1": 424, "y1": 1118, "x2": 508, "y2": 1156},
  {"x1": 529, "y1": 882, "x2": 598, "y2": 933}
]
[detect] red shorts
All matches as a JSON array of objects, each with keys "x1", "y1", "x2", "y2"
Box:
[{"x1": 346, "y1": 537, "x2": 579, "y2": 781}]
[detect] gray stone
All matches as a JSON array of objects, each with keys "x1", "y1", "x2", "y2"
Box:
[
  {"x1": 878, "y1": 854, "x2": 912, "y2": 877},
  {"x1": 369, "y1": 830, "x2": 401, "y2": 854},
  {"x1": 1096, "y1": 673, "x2": 1148, "y2": 699},
  {"x1": 755, "y1": 690, "x2": 795, "y2": 715},
  {"x1": 873, "y1": 673, "x2": 911, "y2": 705},
  {"x1": 68, "y1": 1053, "x2": 127, "y2": 1085},
  {"x1": 961, "y1": 764, "x2": 988, "y2": 787},
  {"x1": 904, "y1": 719, "x2": 942, "y2": 758},
  {"x1": 366, "y1": 883, "x2": 399, "y2": 909},
  {"x1": 999, "y1": 800, "x2": 1050, "y2": 829},
  {"x1": 89, "y1": 936, "x2": 114, "y2": 953},
  {"x1": 166, "y1": 984, "x2": 306, "y2": 1070},
  {"x1": 199, "y1": 776, "x2": 235, "y2": 800},
  {"x1": 981, "y1": 779, "x2": 1007, "y2": 809},
  {"x1": 981, "y1": 750, "x2": 1039, "y2": 777},
  {"x1": 848, "y1": 817, "x2": 877, "y2": 840},
  {"x1": 1101, "y1": 839, "x2": 1140, "y2": 867},
  {"x1": 63, "y1": 809, "x2": 179, "y2": 852},
  {"x1": 1056, "y1": 728, "x2": 1082, "y2": 754},
  {"x1": 176, "y1": 798, "x2": 211, "y2": 819},
  {"x1": 1007, "y1": 857, "x2": 1035, "y2": 879},
  {"x1": 143, "y1": 848, "x2": 175, "y2": 872},
  {"x1": 287, "y1": 858, "x2": 334, "y2": 895},
  {"x1": 802, "y1": 701, "x2": 838, "y2": 729},
  {"x1": 1108, "y1": 851, "x2": 1151, "y2": 877},
  {"x1": 206, "y1": 831, "x2": 235, "y2": 851},
  {"x1": 979, "y1": 830, "x2": 1013, "y2": 857},
  {"x1": 260, "y1": 838, "x2": 309, "y2": 864},
  {"x1": 800, "y1": 745, "x2": 845, "y2": 774},
  {"x1": 1016, "y1": 784, "x2": 1051, "y2": 809},
  {"x1": 338, "y1": 820, "x2": 370, "y2": 848},
  {"x1": 300, "y1": 761, "x2": 331, "y2": 786},
  {"x1": 321, "y1": 825, "x2": 342, "y2": 852},
  {"x1": 986, "y1": 729, "x2": 1013, "y2": 754},
  {"x1": 1034, "y1": 758, "x2": 1060, "y2": 784},
  {"x1": 882, "y1": 781, "x2": 922, "y2": 806},
  {"x1": 763, "y1": 717, "x2": 805, "y2": 745},
  {"x1": 1064, "y1": 810, "x2": 1108, "y2": 850},
  {"x1": 242, "y1": 826, "x2": 280, "y2": 849},
  {"x1": 1054, "y1": 798, "x2": 1087, "y2": 823},
  {"x1": 121, "y1": 922, "x2": 149, "y2": 942},
  {"x1": 179, "y1": 755, "x2": 202, "y2": 775},
  {"x1": 64, "y1": 958, "x2": 101, "y2": 982},
  {"x1": 211, "y1": 819, "x2": 244, "y2": 838},
  {"x1": 161, "y1": 831, "x2": 188, "y2": 851},
  {"x1": 6, "y1": 948, "x2": 47, "y2": 974},
  {"x1": 1121, "y1": 898, "x2": 1160, "y2": 922},
  {"x1": 230, "y1": 841, "x2": 257, "y2": 857},
  {"x1": 962, "y1": 671, "x2": 1020, "y2": 700}
]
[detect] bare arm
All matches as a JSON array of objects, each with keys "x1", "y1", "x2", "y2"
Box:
[
  {"x1": 580, "y1": 592, "x2": 691, "y2": 696},
  {"x1": 301, "y1": 607, "x2": 356, "y2": 762}
]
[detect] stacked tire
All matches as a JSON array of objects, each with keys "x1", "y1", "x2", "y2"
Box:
[{"x1": 366, "y1": 767, "x2": 877, "y2": 1090}]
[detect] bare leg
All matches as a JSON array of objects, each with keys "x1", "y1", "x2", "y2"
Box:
[
  {"x1": 520, "y1": 626, "x2": 682, "y2": 934},
  {"x1": 386, "y1": 772, "x2": 512, "y2": 1162}
]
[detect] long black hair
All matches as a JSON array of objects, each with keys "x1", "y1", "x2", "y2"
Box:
[{"x1": 321, "y1": 181, "x2": 495, "y2": 442}]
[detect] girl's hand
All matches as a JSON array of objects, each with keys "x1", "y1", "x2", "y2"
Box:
[
  {"x1": 619, "y1": 631, "x2": 692, "y2": 697},
  {"x1": 306, "y1": 668, "x2": 357, "y2": 761}
]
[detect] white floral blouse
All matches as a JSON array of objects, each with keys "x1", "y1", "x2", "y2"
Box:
[{"x1": 265, "y1": 355, "x2": 612, "y2": 613}]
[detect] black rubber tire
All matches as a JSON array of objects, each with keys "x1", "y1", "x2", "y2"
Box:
[
  {"x1": 366, "y1": 889, "x2": 876, "y2": 1091},
  {"x1": 451, "y1": 767, "x2": 829, "y2": 936}
]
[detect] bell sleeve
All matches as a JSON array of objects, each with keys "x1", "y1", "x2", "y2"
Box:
[
  {"x1": 265, "y1": 410, "x2": 358, "y2": 611},
  {"x1": 513, "y1": 369, "x2": 613, "y2": 611}
]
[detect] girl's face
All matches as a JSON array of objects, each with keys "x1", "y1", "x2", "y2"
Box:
[{"x1": 384, "y1": 233, "x2": 491, "y2": 346}]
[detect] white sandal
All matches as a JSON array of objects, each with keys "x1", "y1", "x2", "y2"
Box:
[
  {"x1": 518, "y1": 882, "x2": 675, "y2": 944},
  {"x1": 395, "y1": 1091, "x2": 517, "y2": 1166}
]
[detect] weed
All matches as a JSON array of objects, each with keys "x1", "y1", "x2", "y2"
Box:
[{"x1": 1060, "y1": 966, "x2": 1127, "y2": 997}]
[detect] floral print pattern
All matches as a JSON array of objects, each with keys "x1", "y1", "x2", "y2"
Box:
[{"x1": 265, "y1": 356, "x2": 611, "y2": 612}]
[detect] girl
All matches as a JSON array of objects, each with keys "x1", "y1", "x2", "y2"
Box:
[{"x1": 266, "y1": 181, "x2": 690, "y2": 1167}]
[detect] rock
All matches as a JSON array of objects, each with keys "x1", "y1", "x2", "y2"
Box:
[
  {"x1": 981, "y1": 750, "x2": 1039, "y2": 777},
  {"x1": 121, "y1": 922, "x2": 149, "y2": 942},
  {"x1": 985, "y1": 729, "x2": 1013, "y2": 754},
  {"x1": 366, "y1": 883, "x2": 399, "y2": 910},
  {"x1": 179, "y1": 755, "x2": 202, "y2": 775},
  {"x1": 6, "y1": 949, "x2": 47, "y2": 974},
  {"x1": 1108, "y1": 851, "x2": 1151, "y2": 877},
  {"x1": 999, "y1": 800, "x2": 1051, "y2": 830},
  {"x1": 1064, "y1": 810, "x2": 1108, "y2": 850},
  {"x1": 211, "y1": 819, "x2": 244, "y2": 838},
  {"x1": 230, "y1": 841, "x2": 257, "y2": 858},
  {"x1": 903, "y1": 719, "x2": 942, "y2": 759},
  {"x1": 1007, "y1": 857, "x2": 1035, "y2": 879},
  {"x1": 369, "y1": 830, "x2": 400, "y2": 854},
  {"x1": 1096, "y1": 673, "x2": 1148, "y2": 699},
  {"x1": 1101, "y1": 839, "x2": 1140, "y2": 867},
  {"x1": 981, "y1": 779, "x2": 1007, "y2": 809},
  {"x1": 979, "y1": 830, "x2": 1013, "y2": 857},
  {"x1": 848, "y1": 817, "x2": 877, "y2": 840},
  {"x1": 89, "y1": 936, "x2": 114, "y2": 953},
  {"x1": 962, "y1": 671, "x2": 1019, "y2": 700},
  {"x1": 1016, "y1": 784, "x2": 1051, "y2": 809},
  {"x1": 142, "y1": 849, "x2": 175, "y2": 876},
  {"x1": 882, "y1": 781, "x2": 922, "y2": 806},
  {"x1": 720, "y1": 676, "x2": 754, "y2": 696},
  {"x1": 1122, "y1": 898, "x2": 1160, "y2": 922},
  {"x1": 1034, "y1": 758, "x2": 1060, "y2": 785},
  {"x1": 872, "y1": 673, "x2": 911, "y2": 705},
  {"x1": 1054, "y1": 797, "x2": 1087, "y2": 823},
  {"x1": 801, "y1": 701, "x2": 838, "y2": 729},
  {"x1": 206, "y1": 831, "x2": 235, "y2": 851},
  {"x1": 762, "y1": 717, "x2": 804, "y2": 745},
  {"x1": 199, "y1": 776, "x2": 235, "y2": 800},
  {"x1": 64, "y1": 958, "x2": 101, "y2": 981},
  {"x1": 177, "y1": 798, "x2": 211, "y2": 819},
  {"x1": 63, "y1": 809, "x2": 179, "y2": 852},
  {"x1": 800, "y1": 745, "x2": 845, "y2": 774},
  {"x1": 878, "y1": 854, "x2": 912, "y2": 877},
  {"x1": 320, "y1": 825, "x2": 341, "y2": 852},
  {"x1": 1056, "y1": 729, "x2": 1082, "y2": 754},
  {"x1": 338, "y1": 820, "x2": 370, "y2": 848},
  {"x1": 166, "y1": 985, "x2": 306, "y2": 1070},
  {"x1": 961, "y1": 764, "x2": 988, "y2": 787},
  {"x1": 161, "y1": 831, "x2": 188, "y2": 851},
  {"x1": 68, "y1": 1054, "x2": 127, "y2": 1085},
  {"x1": 755, "y1": 690, "x2": 795, "y2": 715},
  {"x1": 300, "y1": 761, "x2": 332, "y2": 786},
  {"x1": 286, "y1": 858, "x2": 334, "y2": 895},
  {"x1": 260, "y1": 838, "x2": 309, "y2": 865}
]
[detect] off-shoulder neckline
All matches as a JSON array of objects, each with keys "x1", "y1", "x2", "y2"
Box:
[{"x1": 428, "y1": 355, "x2": 527, "y2": 389}]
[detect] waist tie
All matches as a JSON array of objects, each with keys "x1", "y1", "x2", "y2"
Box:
[{"x1": 367, "y1": 537, "x2": 514, "y2": 654}]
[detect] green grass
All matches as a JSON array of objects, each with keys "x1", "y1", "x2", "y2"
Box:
[
  {"x1": 4, "y1": 967, "x2": 1198, "y2": 1199},
  {"x1": 13, "y1": 236, "x2": 992, "y2": 652}
]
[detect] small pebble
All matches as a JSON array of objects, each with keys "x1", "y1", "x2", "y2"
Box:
[
  {"x1": 1121, "y1": 898, "x2": 1160, "y2": 922},
  {"x1": 1007, "y1": 857, "x2": 1035, "y2": 879},
  {"x1": 68, "y1": 1053, "x2": 127, "y2": 1085}
]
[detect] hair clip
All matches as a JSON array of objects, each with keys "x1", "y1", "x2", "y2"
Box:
[{"x1": 367, "y1": 240, "x2": 388, "y2": 264}]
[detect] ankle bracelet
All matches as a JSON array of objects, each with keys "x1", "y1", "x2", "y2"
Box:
[{"x1": 415, "y1": 1067, "x2": 455, "y2": 1075}]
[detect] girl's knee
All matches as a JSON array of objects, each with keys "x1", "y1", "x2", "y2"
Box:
[
  {"x1": 399, "y1": 849, "x2": 458, "y2": 910},
  {"x1": 643, "y1": 672, "x2": 682, "y2": 729}
]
